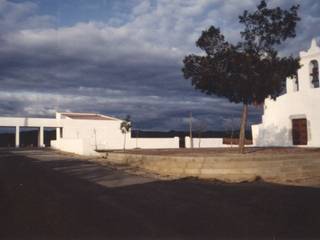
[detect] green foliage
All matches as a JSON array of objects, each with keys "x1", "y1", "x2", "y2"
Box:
[
  {"x1": 239, "y1": 1, "x2": 300, "y2": 52},
  {"x1": 182, "y1": 0, "x2": 301, "y2": 105},
  {"x1": 120, "y1": 115, "x2": 132, "y2": 134}
]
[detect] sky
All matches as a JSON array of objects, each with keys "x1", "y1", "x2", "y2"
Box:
[{"x1": 0, "y1": 0, "x2": 319, "y2": 131}]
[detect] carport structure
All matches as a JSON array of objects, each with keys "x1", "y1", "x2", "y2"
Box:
[
  {"x1": 0, "y1": 117, "x2": 62, "y2": 147},
  {"x1": 0, "y1": 111, "x2": 180, "y2": 155}
]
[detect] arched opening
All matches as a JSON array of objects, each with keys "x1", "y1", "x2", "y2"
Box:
[{"x1": 310, "y1": 60, "x2": 319, "y2": 88}]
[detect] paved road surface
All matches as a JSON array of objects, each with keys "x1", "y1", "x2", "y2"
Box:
[
  {"x1": 10, "y1": 149, "x2": 156, "y2": 188},
  {"x1": 1, "y1": 149, "x2": 320, "y2": 240}
]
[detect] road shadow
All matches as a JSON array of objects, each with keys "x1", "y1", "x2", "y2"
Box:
[{"x1": 0, "y1": 150, "x2": 320, "y2": 239}]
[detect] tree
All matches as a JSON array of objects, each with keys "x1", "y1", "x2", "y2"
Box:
[
  {"x1": 120, "y1": 115, "x2": 132, "y2": 151},
  {"x1": 182, "y1": 0, "x2": 300, "y2": 153},
  {"x1": 194, "y1": 119, "x2": 207, "y2": 148}
]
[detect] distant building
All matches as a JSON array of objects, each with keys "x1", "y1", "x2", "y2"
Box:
[
  {"x1": 252, "y1": 39, "x2": 320, "y2": 147},
  {"x1": 0, "y1": 112, "x2": 179, "y2": 155}
]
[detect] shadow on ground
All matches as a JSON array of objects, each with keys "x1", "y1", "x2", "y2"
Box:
[{"x1": 0, "y1": 149, "x2": 320, "y2": 240}]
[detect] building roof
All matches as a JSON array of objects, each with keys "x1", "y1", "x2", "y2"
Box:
[{"x1": 60, "y1": 112, "x2": 120, "y2": 121}]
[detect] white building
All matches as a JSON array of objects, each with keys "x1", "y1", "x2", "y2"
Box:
[
  {"x1": 0, "y1": 112, "x2": 179, "y2": 155},
  {"x1": 252, "y1": 39, "x2": 320, "y2": 147}
]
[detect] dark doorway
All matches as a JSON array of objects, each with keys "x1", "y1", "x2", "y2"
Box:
[
  {"x1": 179, "y1": 136, "x2": 185, "y2": 148},
  {"x1": 44, "y1": 128, "x2": 56, "y2": 147},
  {"x1": 20, "y1": 127, "x2": 39, "y2": 147},
  {"x1": 0, "y1": 127, "x2": 15, "y2": 147},
  {"x1": 292, "y1": 119, "x2": 308, "y2": 145}
]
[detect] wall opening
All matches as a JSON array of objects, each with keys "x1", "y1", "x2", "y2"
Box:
[
  {"x1": 44, "y1": 127, "x2": 56, "y2": 147},
  {"x1": 292, "y1": 118, "x2": 308, "y2": 145},
  {"x1": 294, "y1": 76, "x2": 299, "y2": 91},
  {"x1": 0, "y1": 127, "x2": 15, "y2": 147},
  {"x1": 179, "y1": 136, "x2": 185, "y2": 148},
  {"x1": 58, "y1": 127, "x2": 63, "y2": 138},
  {"x1": 310, "y1": 60, "x2": 319, "y2": 88},
  {"x1": 20, "y1": 127, "x2": 39, "y2": 147}
]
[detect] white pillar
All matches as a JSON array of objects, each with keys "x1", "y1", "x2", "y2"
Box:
[
  {"x1": 15, "y1": 126, "x2": 20, "y2": 148},
  {"x1": 39, "y1": 126, "x2": 45, "y2": 147},
  {"x1": 56, "y1": 127, "x2": 61, "y2": 139}
]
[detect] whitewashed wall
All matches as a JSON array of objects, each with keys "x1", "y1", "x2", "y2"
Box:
[
  {"x1": 52, "y1": 136, "x2": 180, "y2": 156},
  {"x1": 127, "y1": 137, "x2": 180, "y2": 149},
  {"x1": 51, "y1": 139, "x2": 85, "y2": 155},
  {"x1": 185, "y1": 137, "x2": 228, "y2": 148},
  {"x1": 252, "y1": 91, "x2": 320, "y2": 147},
  {"x1": 59, "y1": 118, "x2": 125, "y2": 150},
  {"x1": 52, "y1": 117, "x2": 180, "y2": 155}
]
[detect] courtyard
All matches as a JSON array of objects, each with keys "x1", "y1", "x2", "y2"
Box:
[{"x1": 1, "y1": 148, "x2": 320, "y2": 239}]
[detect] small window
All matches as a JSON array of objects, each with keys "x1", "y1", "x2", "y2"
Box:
[
  {"x1": 310, "y1": 60, "x2": 319, "y2": 88},
  {"x1": 294, "y1": 76, "x2": 299, "y2": 91}
]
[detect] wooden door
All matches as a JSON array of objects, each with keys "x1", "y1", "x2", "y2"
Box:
[{"x1": 292, "y1": 119, "x2": 308, "y2": 145}]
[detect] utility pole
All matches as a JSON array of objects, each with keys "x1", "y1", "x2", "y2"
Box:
[
  {"x1": 93, "y1": 128, "x2": 97, "y2": 150},
  {"x1": 189, "y1": 112, "x2": 193, "y2": 148},
  {"x1": 230, "y1": 114, "x2": 234, "y2": 148},
  {"x1": 135, "y1": 128, "x2": 138, "y2": 149}
]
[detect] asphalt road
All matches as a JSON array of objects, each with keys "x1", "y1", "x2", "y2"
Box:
[{"x1": 1, "y1": 149, "x2": 320, "y2": 240}]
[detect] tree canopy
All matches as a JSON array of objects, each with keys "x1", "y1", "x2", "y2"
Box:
[
  {"x1": 182, "y1": 0, "x2": 300, "y2": 105},
  {"x1": 120, "y1": 115, "x2": 132, "y2": 134}
]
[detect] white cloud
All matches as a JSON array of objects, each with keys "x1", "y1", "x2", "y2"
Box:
[
  {"x1": 0, "y1": 0, "x2": 53, "y2": 32},
  {"x1": 132, "y1": 0, "x2": 151, "y2": 16}
]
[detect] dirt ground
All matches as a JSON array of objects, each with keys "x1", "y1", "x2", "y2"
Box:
[
  {"x1": 122, "y1": 147, "x2": 320, "y2": 156},
  {"x1": 1, "y1": 149, "x2": 320, "y2": 239}
]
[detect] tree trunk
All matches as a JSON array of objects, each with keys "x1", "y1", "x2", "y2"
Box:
[
  {"x1": 123, "y1": 132, "x2": 126, "y2": 151},
  {"x1": 239, "y1": 104, "x2": 248, "y2": 154}
]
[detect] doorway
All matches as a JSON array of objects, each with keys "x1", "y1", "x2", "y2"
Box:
[
  {"x1": 44, "y1": 127, "x2": 56, "y2": 147},
  {"x1": 20, "y1": 127, "x2": 39, "y2": 147},
  {"x1": 292, "y1": 118, "x2": 308, "y2": 145},
  {"x1": 0, "y1": 127, "x2": 15, "y2": 147}
]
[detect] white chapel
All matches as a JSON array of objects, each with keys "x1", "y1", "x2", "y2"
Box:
[{"x1": 252, "y1": 39, "x2": 320, "y2": 147}]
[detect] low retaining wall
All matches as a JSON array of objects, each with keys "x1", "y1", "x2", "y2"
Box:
[{"x1": 105, "y1": 152, "x2": 320, "y2": 185}]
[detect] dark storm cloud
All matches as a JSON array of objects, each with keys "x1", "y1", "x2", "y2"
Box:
[{"x1": 0, "y1": 0, "x2": 318, "y2": 130}]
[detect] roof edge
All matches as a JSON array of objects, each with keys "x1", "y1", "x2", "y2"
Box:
[{"x1": 57, "y1": 112, "x2": 122, "y2": 121}]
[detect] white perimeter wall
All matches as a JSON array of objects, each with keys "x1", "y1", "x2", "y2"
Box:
[
  {"x1": 185, "y1": 137, "x2": 228, "y2": 148},
  {"x1": 126, "y1": 137, "x2": 179, "y2": 149}
]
